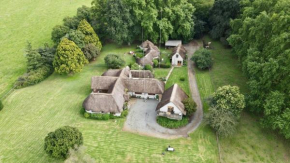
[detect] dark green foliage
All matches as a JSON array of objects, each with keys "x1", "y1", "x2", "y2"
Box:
[
  {"x1": 156, "y1": 116, "x2": 189, "y2": 129},
  {"x1": 179, "y1": 77, "x2": 185, "y2": 81},
  {"x1": 144, "y1": 64, "x2": 153, "y2": 72},
  {"x1": 44, "y1": 126, "x2": 83, "y2": 159},
  {"x1": 121, "y1": 110, "x2": 128, "y2": 117},
  {"x1": 135, "y1": 53, "x2": 143, "y2": 58},
  {"x1": 53, "y1": 38, "x2": 88, "y2": 74},
  {"x1": 159, "y1": 62, "x2": 171, "y2": 68},
  {"x1": 191, "y1": 49, "x2": 213, "y2": 69},
  {"x1": 153, "y1": 59, "x2": 158, "y2": 68},
  {"x1": 83, "y1": 43, "x2": 100, "y2": 61},
  {"x1": 104, "y1": 54, "x2": 125, "y2": 69},
  {"x1": 63, "y1": 16, "x2": 80, "y2": 30},
  {"x1": 14, "y1": 66, "x2": 53, "y2": 89},
  {"x1": 77, "y1": 19, "x2": 102, "y2": 51},
  {"x1": 205, "y1": 107, "x2": 237, "y2": 137},
  {"x1": 209, "y1": 0, "x2": 240, "y2": 41},
  {"x1": 38, "y1": 44, "x2": 56, "y2": 66},
  {"x1": 130, "y1": 63, "x2": 140, "y2": 70},
  {"x1": 211, "y1": 85, "x2": 245, "y2": 119},
  {"x1": 51, "y1": 25, "x2": 70, "y2": 43},
  {"x1": 228, "y1": 0, "x2": 290, "y2": 139},
  {"x1": 65, "y1": 30, "x2": 85, "y2": 49},
  {"x1": 26, "y1": 46, "x2": 44, "y2": 72},
  {"x1": 182, "y1": 98, "x2": 197, "y2": 115},
  {"x1": 84, "y1": 112, "x2": 127, "y2": 120},
  {"x1": 0, "y1": 100, "x2": 3, "y2": 111}
]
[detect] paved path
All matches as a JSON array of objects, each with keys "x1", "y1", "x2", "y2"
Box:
[
  {"x1": 123, "y1": 42, "x2": 203, "y2": 139},
  {"x1": 165, "y1": 67, "x2": 174, "y2": 84}
]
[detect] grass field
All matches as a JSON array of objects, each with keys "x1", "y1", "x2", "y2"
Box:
[
  {"x1": 165, "y1": 66, "x2": 190, "y2": 95},
  {"x1": 0, "y1": 0, "x2": 92, "y2": 98},
  {"x1": 0, "y1": 44, "x2": 218, "y2": 162},
  {"x1": 194, "y1": 36, "x2": 290, "y2": 163}
]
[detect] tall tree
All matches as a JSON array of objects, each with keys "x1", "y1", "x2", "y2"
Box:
[
  {"x1": 77, "y1": 19, "x2": 102, "y2": 51},
  {"x1": 209, "y1": 0, "x2": 240, "y2": 45},
  {"x1": 53, "y1": 38, "x2": 88, "y2": 74},
  {"x1": 228, "y1": 0, "x2": 290, "y2": 139}
]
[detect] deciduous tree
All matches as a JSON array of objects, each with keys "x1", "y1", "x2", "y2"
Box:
[{"x1": 104, "y1": 54, "x2": 125, "y2": 69}]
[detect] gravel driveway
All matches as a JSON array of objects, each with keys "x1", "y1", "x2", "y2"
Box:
[{"x1": 123, "y1": 41, "x2": 203, "y2": 139}]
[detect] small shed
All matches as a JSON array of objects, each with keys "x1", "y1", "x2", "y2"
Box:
[{"x1": 165, "y1": 40, "x2": 182, "y2": 48}]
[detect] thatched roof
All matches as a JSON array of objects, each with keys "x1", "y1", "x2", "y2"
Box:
[
  {"x1": 156, "y1": 84, "x2": 188, "y2": 115},
  {"x1": 102, "y1": 69, "x2": 122, "y2": 77},
  {"x1": 171, "y1": 44, "x2": 187, "y2": 59},
  {"x1": 131, "y1": 70, "x2": 154, "y2": 78},
  {"x1": 91, "y1": 76, "x2": 117, "y2": 90},
  {"x1": 124, "y1": 78, "x2": 164, "y2": 94},
  {"x1": 138, "y1": 40, "x2": 160, "y2": 66}
]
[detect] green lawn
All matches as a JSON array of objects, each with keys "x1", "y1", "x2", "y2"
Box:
[
  {"x1": 154, "y1": 68, "x2": 171, "y2": 79},
  {"x1": 0, "y1": 0, "x2": 92, "y2": 98},
  {"x1": 165, "y1": 66, "x2": 190, "y2": 95},
  {"x1": 0, "y1": 44, "x2": 218, "y2": 162},
  {"x1": 194, "y1": 36, "x2": 290, "y2": 163}
]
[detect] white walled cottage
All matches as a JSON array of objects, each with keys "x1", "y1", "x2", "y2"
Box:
[{"x1": 171, "y1": 44, "x2": 187, "y2": 66}]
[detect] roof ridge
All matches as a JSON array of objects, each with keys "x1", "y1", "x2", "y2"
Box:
[{"x1": 169, "y1": 84, "x2": 177, "y2": 102}]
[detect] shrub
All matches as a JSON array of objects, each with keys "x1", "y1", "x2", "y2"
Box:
[
  {"x1": 44, "y1": 126, "x2": 83, "y2": 159},
  {"x1": 144, "y1": 64, "x2": 153, "y2": 72},
  {"x1": 179, "y1": 77, "x2": 185, "y2": 81},
  {"x1": 102, "y1": 114, "x2": 110, "y2": 120},
  {"x1": 14, "y1": 66, "x2": 53, "y2": 89},
  {"x1": 83, "y1": 43, "x2": 100, "y2": 61},
  {"x1": 65, "y1": 29, "x2": 85, "y2": 49},
  {"x1": 153, "y1": 59, "x2": 159, "y2": 67},
  {"x1": 104, "y1": 54, "x2": 125, "y2": 69},
  {"x1": 63, "y1": 16, "x2": 80, "y2": 30},
  {"x1": 160, "y1": 62, "x2": 171, "y2": 68},
  {"x1": 130, "y1": 63, "x2": 140, "y2": 70},
  {"x1": 182, "y1": 98, "x2": 197, "y2": 116},
  {"x1": 83, "y1": 112, "x2": 90, "y2": 118},
  {"x1": 51, "y1": 25, "x2": 70, "y2": 44},
  {"x1": 121, "y1": 110, "x2": 129, "y2": 117},
  {"x1": 135, "y1": 53, "x2": 143, "y2": 58},
  {"x1": 53, "y1": 38, "x2": 88, "y2": 74},
  {"x1": 156, "y1": 116, "x2": 189, "y2": 129},
  {"x1": 0, "y1": 100, "x2": 3, "y2": 111},
  {"x1": 191, "y1": 49, "x2": 213, "y2": 69}
]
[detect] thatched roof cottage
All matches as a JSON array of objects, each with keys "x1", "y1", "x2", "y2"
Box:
[
  {"x1": 156, "y1": 84, "x2": 188, "y2": 120},
  {"x1": 137, "y1": 40, "x2": 160, "y2": 66}
]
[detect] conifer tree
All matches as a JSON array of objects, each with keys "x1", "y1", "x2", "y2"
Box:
[
  {"x1": 77, "y1": 19, "x2": 102, "y2": 51},
  {"x1": 53, "y1": 38, "x2": 88, "y2": 74}
]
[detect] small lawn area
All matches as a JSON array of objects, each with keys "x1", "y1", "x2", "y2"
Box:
[
  {"x1": 154, "y1": 68, "x2": 171, "y2": 79},
  {"x1": 165, "y1": 66, "x2": 190, "y2": 95},
  {"x1": 157, "y1": 116, "x2": 189, "y2": 129}
]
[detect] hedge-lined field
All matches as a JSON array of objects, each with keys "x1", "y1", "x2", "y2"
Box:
[
  {"x1": 0, "y1": 44, "x2": 218, "y2": 162},
  {"x1": 195, "y1": 36, "x2": 290, "y2": 163},
  {"x1": 0, "y1": 0, "x2": 92, "y2": 97}
]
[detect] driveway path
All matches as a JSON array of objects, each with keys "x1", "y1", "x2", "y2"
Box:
[{"x1": 123, "y1": 42, "x2": 203, "y2": 139}]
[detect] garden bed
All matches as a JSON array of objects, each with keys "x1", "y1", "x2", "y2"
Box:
[{"x1": 156, "y1": 116, "x2": 189, "y2": 129}]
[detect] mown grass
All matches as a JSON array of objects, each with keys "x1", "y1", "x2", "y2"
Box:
[
  {"x1": 165, "y1": 66, "x2": 190, "y2": 96},
  {"x1": 0, "y1": 0, "x2": 92, "y2": 98},
  {"x1": 194, "y1": 36, "x2": 290, "y2": 163},
  {"x1": 154, "y1": 68, "x2": 171, "y2": 79},
  {"x1": 0, "y1": 44, "x2": 218, "y2": 162}
]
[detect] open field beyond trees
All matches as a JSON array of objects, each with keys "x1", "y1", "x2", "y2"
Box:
[
  {"x1": 0, "y1": 44, "x2": 218, "y2": 163},
  {"x1": 195, "y1": 36, "x2": 290, "y2": 163},
  {"x1": 0, "y1": 0, "x2": 92, "y2": 97}
]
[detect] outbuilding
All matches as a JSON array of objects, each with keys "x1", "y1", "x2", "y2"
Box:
[
  {"x1": 171, "y1": 44, "x2": 187, "y2": 66},
  {"x1": 165, "y1": 40, "x2": 182, "y2": 48}
]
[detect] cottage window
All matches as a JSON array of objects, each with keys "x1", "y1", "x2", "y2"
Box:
[
  {"x1": 167, "y1": 106, "x2": 174, "y2": 114},
  {"x1": 135, "y1": 92, "x2": 142, "y2": 95},
  {"x1": 176, "y1": 54, "x2": 179, "y2": 58},
  {"x1": 148, "y1": 93, "x2": 155, "y2": 95}
]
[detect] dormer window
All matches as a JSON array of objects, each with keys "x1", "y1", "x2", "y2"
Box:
[{"x1": 176, "y1": 54, "x2": 179, "y2": 58}]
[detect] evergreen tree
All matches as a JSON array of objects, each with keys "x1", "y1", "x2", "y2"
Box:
[
  {"x1": 77, "y1": 19, "x2": 102, "y2": 51},
  {"x1": 53, "y1": 38, "x2": 88, "y2": 74},
  {"x1": 51, "y1": 25, "x2": 70, "y2": 43}
]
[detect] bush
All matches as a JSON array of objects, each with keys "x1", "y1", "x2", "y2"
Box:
[
  {"x1": 153, "y1": 59, "x2": 159, "y2": 67},
  {"x1": 135, "y1": 53, "x2": 143, "y2": 58},
  {"x1": 144, "y1": 64, "x2": 153, "y2": 72},
  {"x1": 65, "y1": 29, "x2": 85, "y2": 49},
  {"x1": 83, "y1": 43, "x2": 100, "y2": 61},
  {"x1": 102, "y1": 114, "x2": 110, "y2": 120},
  {"x1": 156, "y1": 116, "x2": 189, "y2": 129},
  {"x1": 121, "y1": 110, "x2": 129, "y2": 117},
  {"x1": 130, "y1": 63, "x2": 140, "y2": 70},
  {"x1": 44, "y1": 126, "x2": 83, "y2": 159},
  {"x1": 83, "y1": 112, "x2": 90, "y2": 118},
  {"x1": 0, "y1": 100, "x2": 3, "y2": 111},
  {"x1": 182, "y1": 98, "x2": 197, "y2": 116},
  {"x1": 191, "y1": 49, "x2": 213, "y2": 69},
  {"x1": 104, "y1": 54, "x2": 125, "y2": 69},
  {"x1": 179, "y1": 77, "x2": 185, "y2": 81},
  {"x1": 159, "y1": 62, "x2": 171, "y2": 68},
  {"x1": 51, "y1": 25, "x2": 70, "y2": 44},
  {"x1": 14, "y1": 66, "x2": 53, "y2": 89}
]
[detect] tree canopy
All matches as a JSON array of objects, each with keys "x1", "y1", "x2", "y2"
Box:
[
  {"x1": 191, "y1": 49, "x2": 213, "y2": 69},
  {"x1": 77, "y1": 19, "x2": 102, "y2": 51},
  {"x1": 44, "y1": 126, "x2": 83, "y2": 159},
  {"x1": 53, "y1": 38, "x2": 88, "y2": 74},
  {"x1": 228, "y1": 0, "x2": 290, "y2": 139}
]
